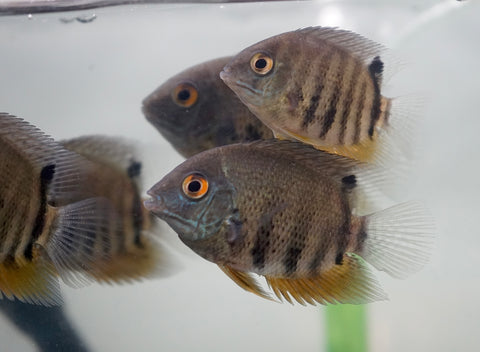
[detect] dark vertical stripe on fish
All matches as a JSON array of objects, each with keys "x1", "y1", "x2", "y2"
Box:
[
  {"x1": 251, "y1": 212, "x2": 274, "y2": 270},
  {"x1": 301, "y1": 94, "x2": 321, "y2": 129},
  {"x1": 353, "y1": 81, "x2": 367, "y2": 144},
  {"x1": 367, "y1": 57, "x2": 383, "y2": 138},
  {"x1": 25, "y1": 164, "x2": 56, "y2": 260},
  {"x1": 283, "y1": 246, "x2": 303, "y2": 276},
  {"x1": 132, "y1": 186, "x2": 144, "y2": 248},
  {"x1": 283, "y1": 219, "x2": 308, "y2": 275},
  {"x1": 335, "y1": 197, "x2": 351, "y2": 267},
  {"x1": 309, "y1": 248, "x2": 325, "y2": 273},
  {"x1": 301, "y1": 49, "x2": 335, "y2": 129},
  {"x1": 338, "y1": 60, "x2": 362, "y2": 144},
  {"x1": 318, "y1": 52, "x2": 347, "y2": 139}
]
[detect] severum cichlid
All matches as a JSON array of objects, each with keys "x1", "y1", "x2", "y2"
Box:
[
  {"x1": 144, "y1": 140, "x2": 434, "y2": 305},
  {"x1": 142, "y1": 57, "x2": 273, "y2": 158},
  {"x1": 61, "y1": 136, "x2": 170, "y2": 284},
  {"x1": 0, "y1": 113, "x2": 119, "y2": 305},
  {"x1": 221, "y1": 27, "x2": 402, "y2": 164}
]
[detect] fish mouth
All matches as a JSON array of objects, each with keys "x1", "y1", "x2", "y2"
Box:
[
  {"x1": 220, "y1": 73, "x2": 265, "y2": 110},
  {"x1": 144, "y1": 192, "x2": 198, "y2": 234},
  {"x1": 144, "y1": 190, "x2": 167, "y2": 214}
]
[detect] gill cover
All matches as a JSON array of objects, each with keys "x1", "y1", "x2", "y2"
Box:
[{"x1": 147, "y1": 171, "x2": 237, "y2": 242}]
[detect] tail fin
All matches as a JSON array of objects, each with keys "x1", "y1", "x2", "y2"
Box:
[
  {"x1": 374, "y1": 94, "x2": 425, "y2": 169},
  {"x1": 359, "y1": 201, "x2": 435, "y2": 279}
]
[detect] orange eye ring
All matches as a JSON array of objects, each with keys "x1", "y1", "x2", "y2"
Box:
[
  {"x1": 250, "y1": 53, "x2": 274, "y2": 76},
  {"x1": 182, "y1": 173, "x2": 209, "y2": 199},
  {"x1": 172, "y1": 82, "x2": 198, "y2": 108}
]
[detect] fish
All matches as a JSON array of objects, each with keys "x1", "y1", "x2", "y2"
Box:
[
  {"x1": 60, "y1": 136, "x2": 169, "y2": 284},
  {"x1": 220, "y1": 27, "x2": 404, "y2": 164},
  {"x1": 0, "y1": 113, "x2": 121, "y2": 305},
  {"x1": 142, "y1": 56, "x2": 273, "y2": 158},
  {"x1": 144, "y1": 140, "x2": 434, "y2": 305}
]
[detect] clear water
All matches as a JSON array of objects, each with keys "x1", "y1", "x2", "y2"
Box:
[{"x1": 0, "y1": 1, "x2": 478, "y2": 351}]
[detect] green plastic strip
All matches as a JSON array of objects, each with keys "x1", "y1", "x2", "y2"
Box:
[{"x1": 325, "y1": 304, "x2": 368, "y2": 352}]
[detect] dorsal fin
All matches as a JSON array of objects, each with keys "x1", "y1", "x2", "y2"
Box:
[
  {"x1": 295, "y1": 26, "x2": 386, "y2": 63},
  {"x1": 0, "y1": 113, "x2": 98, "y2": 205},
  {"x1": 61, "y1": 135, "x2": 140, "y2": 179}
]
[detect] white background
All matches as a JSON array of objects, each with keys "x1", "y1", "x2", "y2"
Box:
[{"x1": 0, "y1": 0, "x2": 479, "y2": 351}]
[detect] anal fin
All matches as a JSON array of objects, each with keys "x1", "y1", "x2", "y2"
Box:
[
  {"x1": 87, "y1": 235, "x2": 173, "y2": 284},
  {"x1": 265, "y1": 253, "x2": 387, "y2": 305},
  {"x1": 0, "y1": 260, "x2": 62, "y2": 306},
  {"x1": 218, "y1": 265, "x2": 273, "y2": 301}
]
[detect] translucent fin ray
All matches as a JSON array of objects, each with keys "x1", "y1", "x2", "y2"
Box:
[
  {"x1": 61, "y1": 135, "x2": 140, "y2": 178},
  {"x1": 361, "y1": 201, "x2": 435, "y2": 279},
  {"x1": 43, "y1": 198, "x2": 119, "y2": 287}
]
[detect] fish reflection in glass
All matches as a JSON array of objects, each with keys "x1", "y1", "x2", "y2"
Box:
[
  {"x1": 221, "y1": 27, "x2": 412, "y2": 164},
  {"x1": 142, "y1": 57, "x2": 272, "y2": 158},
  {"x1": 0, "y1": 114, "x2": 169, "y2": 306},
  {"x1": 145, "y1": 140, "x2": 434, "y2": 305}
]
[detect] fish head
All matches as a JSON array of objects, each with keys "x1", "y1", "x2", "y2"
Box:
[
  {"x1": 220, "y1": 37, "x2": 292, "y2": 126},
  {"x1": 142, "y1": 57, "x2": 249, "y2": 158},
  {"x1": 144, "y1": 150, "x2": 237, "y2": 243}
]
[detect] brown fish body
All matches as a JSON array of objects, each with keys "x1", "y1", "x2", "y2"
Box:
[
  {"x1": 60, "y1": 136, "x2": 165, "y2": 283},
  {"x1": 178, "y1": 143, "x2": 360, "y2": 280},
  {"x1": 145, "y1": 140, "x2": 435, "y2": 305},
  {"x1": 221, "y1": 27, "x2": 392, "y2": 162},
  {"x1": 0, "y1": 115, "x2": 166, "y2": 305},
  {"x1": 142, "y1": 56, "x2": 272, "y2": 158}
]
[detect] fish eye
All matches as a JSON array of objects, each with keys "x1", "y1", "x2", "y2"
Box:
[
  {"x1": 182, "y1": 173, "x2": 209, "y2": 199},
  {"x1": 172, "y1": 83, "x2": 198, "y2": 108},
  {"x1": 250, "y1": 53, "x2": 274, "y2": 76}
]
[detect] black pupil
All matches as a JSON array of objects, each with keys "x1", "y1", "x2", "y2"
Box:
[
  {"x1": 178, "y1": 89, "x2": 191, "y2": 101},
  {"x1": 188, "y1": 180, "x2": 201, "y2": 193},
  {"x1": 255, "y1": 58, "x2": 267, "y2": 70}
]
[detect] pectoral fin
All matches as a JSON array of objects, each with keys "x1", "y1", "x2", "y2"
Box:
[{"x1": 218, "y1": 265, "x2": 273, "y2": 301}]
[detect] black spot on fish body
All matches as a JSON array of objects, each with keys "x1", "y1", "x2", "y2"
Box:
[
  {"x1": 127, "y1": 161, "x2": 142, "y2": 179},
  {"x1": 245, "y1": 124, "x2": 262, "y2": 141},
  {"x1": 341, "y1": 175, "x2": 357, "y2": 190},
  {"x1": 40, "y1": 164, "x2": 55, "y2": 183},
  {"x1": 368, "y1": 56, "x2": 384, "y2": 84},
  {"x1": 335, "y1": 252, "x2": 344, "y2": 265}
]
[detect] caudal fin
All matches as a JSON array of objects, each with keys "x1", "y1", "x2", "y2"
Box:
[{"x1": 360, "y1": 201, "x2": 435, "y2": 279}]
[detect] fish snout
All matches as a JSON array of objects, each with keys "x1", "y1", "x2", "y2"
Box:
[{"x1": 144, "y1": 190, "x2": 167, "y2": 215}]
